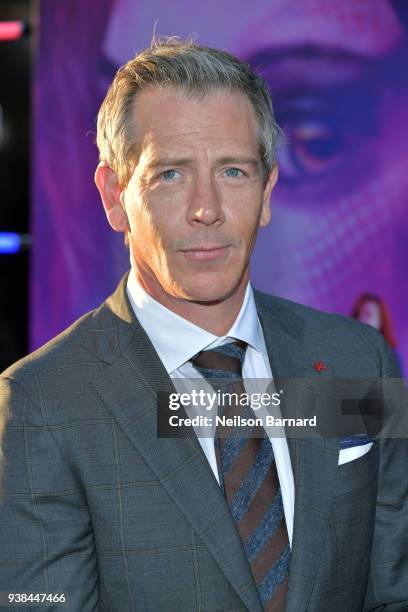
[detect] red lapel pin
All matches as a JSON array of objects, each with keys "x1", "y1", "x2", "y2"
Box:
[{"x1": 314, "y1": 360, "x2": 327, "y2": 372}]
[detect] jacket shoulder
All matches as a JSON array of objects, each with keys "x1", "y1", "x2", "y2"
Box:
[
  {"x1": 253, "y1": 288, "x2": 393, "y2": 361},
  {"x1": 254, "y1": 288, "x2": 367, "y2": 331},
  {"x1": 1, "y1": 300, "x2": 113, "y2": 390}
]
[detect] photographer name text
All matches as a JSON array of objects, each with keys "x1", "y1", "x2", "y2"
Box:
[{"x1": 168, "y1": 414, "x2": 317, "y2": 427}]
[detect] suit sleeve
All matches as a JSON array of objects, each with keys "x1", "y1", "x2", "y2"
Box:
[
  {"x1": 363, "y1": 334, "x2": 408, "y2": 611},
  {"x1": 0, "y1": 375, "x2": 99, "y2": 611}
]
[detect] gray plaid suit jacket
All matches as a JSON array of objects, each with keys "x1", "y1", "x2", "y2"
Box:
[{"x1": 0, "y1": 273, "x2": 407, "y2": 611}]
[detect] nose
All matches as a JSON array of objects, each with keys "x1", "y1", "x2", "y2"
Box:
[{"x1": 186, "y1": 172, "x2": 225, "y2": 226}]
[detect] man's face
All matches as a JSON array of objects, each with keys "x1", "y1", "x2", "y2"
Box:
[
  {"x1": 120, "y1": 87, "x2": 276, "y2": 304},
  {"x1": 358, "y1": 300, "x2": 382, "y2": 330}
]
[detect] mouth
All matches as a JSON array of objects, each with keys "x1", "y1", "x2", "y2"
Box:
[{"x1": 180, "y1": 245, "x2": 230, "y2": 261}]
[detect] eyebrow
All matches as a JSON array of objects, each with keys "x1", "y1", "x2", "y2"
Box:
[
  {"x1": 247, "y1": 44, "x2": 371, "y2": 68},
  {"x1": 146, "y1": 156, "x2": 261, "y2": 169},
  {"x1": 216, "y1": 156, "x2": 260, "y2": 167},
  {"x1": 247, "y1": 43, "x2": 372, "y2": 64}
]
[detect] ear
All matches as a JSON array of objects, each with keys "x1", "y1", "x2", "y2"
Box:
[
  {"x1": 94, "y1": 162, "x2": 129, "y2": 232},
  {"x1": 259, "y1": 164, "x2": 278, "y2": 228}
]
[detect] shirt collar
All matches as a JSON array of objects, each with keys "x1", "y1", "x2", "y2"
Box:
[{"x1": 126, "y1": 269, "x2": 266, "y2": 374}]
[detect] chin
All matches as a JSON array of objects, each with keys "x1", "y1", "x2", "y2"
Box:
[{"x1": 175, "y1": 275, "x2": 244, "y2": 304}]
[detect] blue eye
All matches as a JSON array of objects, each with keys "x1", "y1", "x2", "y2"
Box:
[
  {"x1": 161, "y1": 169, "x2": 179, "y2": 180},
  {"x1": 277, "y1": 118, "x2": 344, "y2": 181},
  {"x1": 225, "y1": 167, "x2": 243, "y2": 177}
]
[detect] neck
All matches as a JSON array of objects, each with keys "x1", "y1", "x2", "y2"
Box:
[{"x1": 132, "y1": 269, "x2": 248, "y2": 336}]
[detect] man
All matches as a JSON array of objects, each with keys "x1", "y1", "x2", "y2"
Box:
[{"x1": 0, "y1": 39, "x2": 407, "y2": 611}]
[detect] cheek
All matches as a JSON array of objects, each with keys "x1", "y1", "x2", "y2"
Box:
[
  {"x1": 226, "y1": 187, "x2": 264, "y2": 223},
  {"x1": 232, "y1": 203, "x2": 264, "y2": 241},
  {"x1": 139, "y1": 209, "x2": 177, "y2": 259},
  {"x1": 127, "y1": 194, "x2": 160, "y2": 238}
]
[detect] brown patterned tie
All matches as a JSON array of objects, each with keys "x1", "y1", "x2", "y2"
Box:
[{"x1": 191, "y1": 341, "x2": 290, "y2": 611}]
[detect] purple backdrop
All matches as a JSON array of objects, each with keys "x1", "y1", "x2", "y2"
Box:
[{"x1": 32, "y1": 0, "x2": 408, "y2": 371}]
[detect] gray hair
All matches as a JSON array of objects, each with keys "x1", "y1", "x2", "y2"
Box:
[{"x1": 96, "y1": 36, "x2": 281, "y2": 187}]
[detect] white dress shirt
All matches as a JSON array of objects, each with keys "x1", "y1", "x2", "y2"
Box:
[{"x1": 126, "y1": 270, "x2": 295, "y2": 545}]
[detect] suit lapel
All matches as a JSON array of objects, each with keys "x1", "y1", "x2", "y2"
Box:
[
  {"x1": 254, "y1": 290, "x2": 339, "y2": 611},
  {"x1": 88, "y1": 276, "x2": 264, "y2": 612}
]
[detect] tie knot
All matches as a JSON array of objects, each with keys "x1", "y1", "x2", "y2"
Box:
[{"x1": 190, "y1": 340, "x2": 247, "y2": 378}]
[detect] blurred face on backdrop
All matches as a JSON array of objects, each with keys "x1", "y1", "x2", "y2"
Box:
[
  {"x1": 101, "y1": 0, "x2": 408, "y2": 363},
  {"x1": 96, "y1": 87, "x2": 277, "y2": 311},
  {"x1": 231, "y1": 0, "x2": 408, "y2": 358}
]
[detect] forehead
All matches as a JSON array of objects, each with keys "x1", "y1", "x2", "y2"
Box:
[
  {"x1": 105, "y1": 0, "x2": 403, "y2": 68},
  {"x1": 130, "y1": 86, "x2": 259, "y2": 154},
  {"x1": 363, "y1": 300, "x2": 380, "y2": 308},
  {"x1": 232, "y1": 0, "x2": 403, "y2": 58}
]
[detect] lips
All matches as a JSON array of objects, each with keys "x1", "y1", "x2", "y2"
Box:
[{"x1": 180, "y1": 245, "x2": 230, "y2": 261}]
